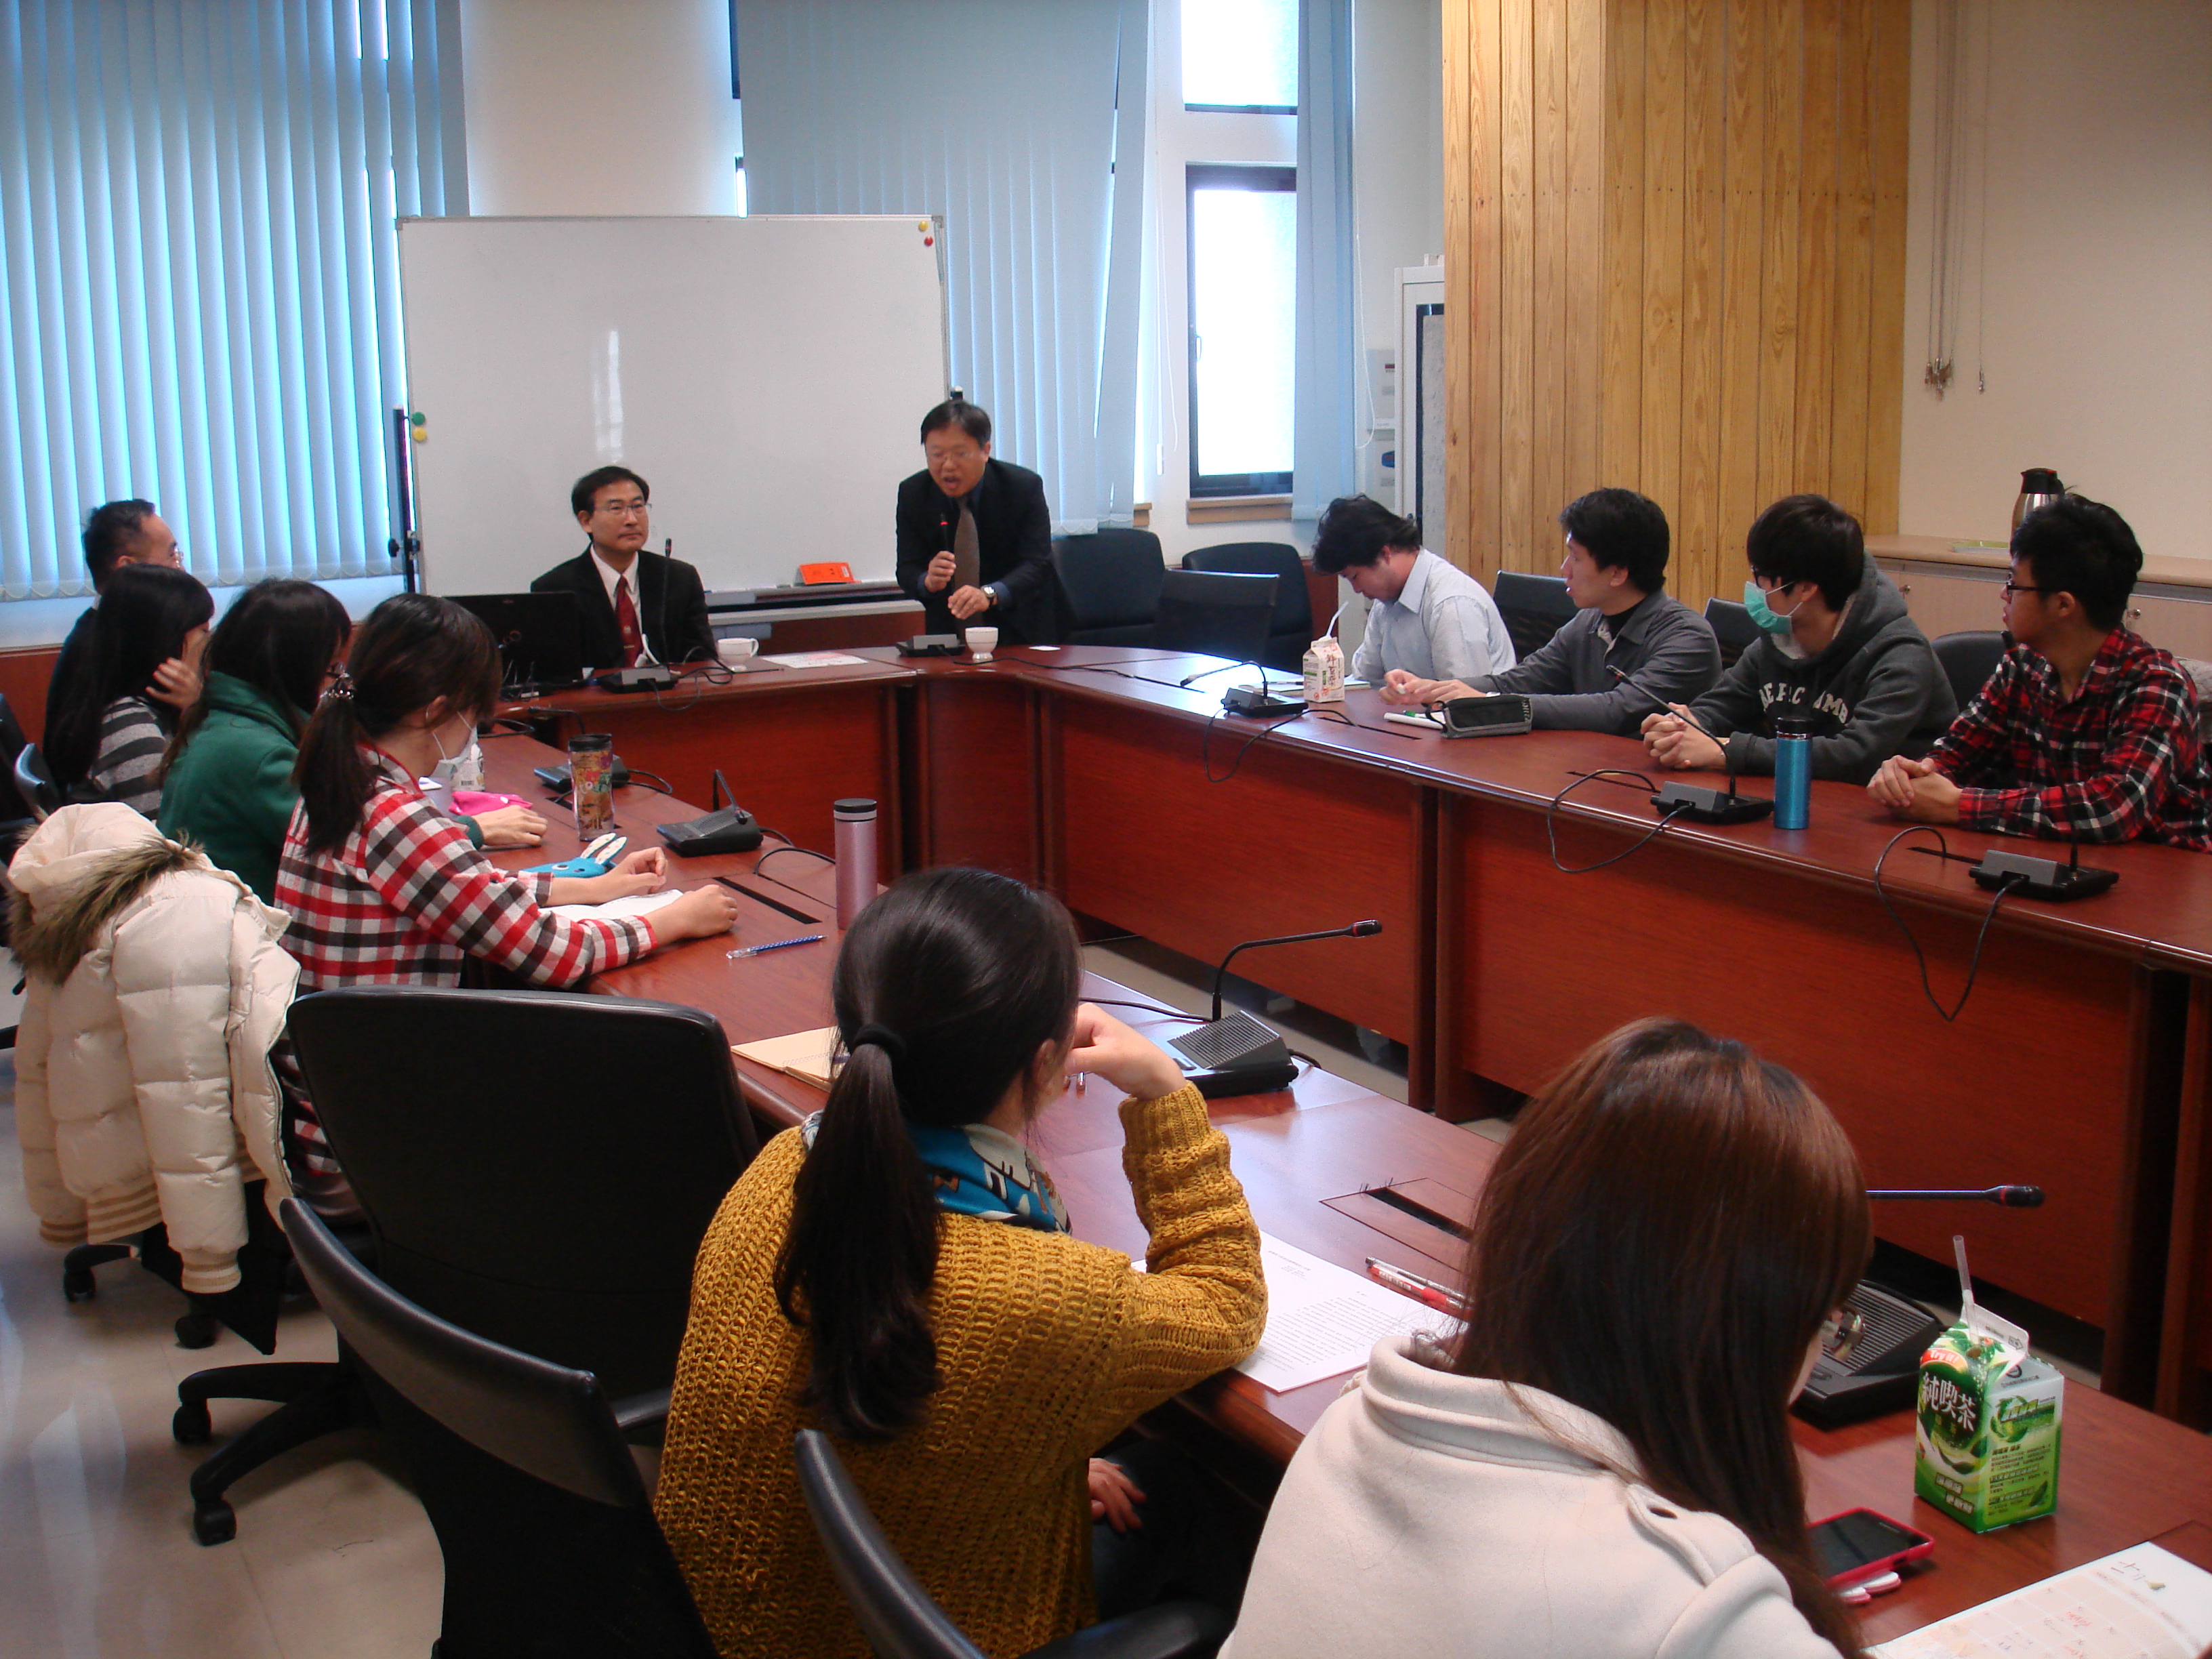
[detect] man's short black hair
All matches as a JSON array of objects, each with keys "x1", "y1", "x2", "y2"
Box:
[
  {"x1": 82, "y1": 498, "x2": 156, "y2": 590},
  {"x1": 571, "y1": 466, "x2": 650, "y2": 519},
  {"x1": 1559, "y1": 489, "x2": 1670, "y2": 593},
  {"x1": 1311, "y1": 495, "x2": 1424, "y2": 575},
  {"x1": 920, "y1": 400, "x2": 991, "y2": 447},
  {"x1": 1744, "y1": 494, "x2": 1864, "y2": 611},
  {"x1": 2013, "y1": 495, "x2": 2142, "y2": 633}
]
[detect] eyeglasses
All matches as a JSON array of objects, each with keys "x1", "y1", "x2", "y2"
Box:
[
  {"x1": 2001, "y1": 581, "x2": 2044, "y2": 598},
  {"x1": 596, "y1": 500, "x2": 649, "y2": 519},
  {"x1": 1821, "y1": 1306, "x2": 1866, "y2": 1362}
]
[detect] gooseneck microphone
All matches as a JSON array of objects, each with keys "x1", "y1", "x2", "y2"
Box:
[
  {"x1": 1867, "y1": 1185, "x2": 2045, "y2": 1207},
  {"x1": 1166, "y1": 920, "x2": 1387, "y2": 1098},
  {"x1": 1607, "y1": 665, "x2": 1774, "y2": 825}
]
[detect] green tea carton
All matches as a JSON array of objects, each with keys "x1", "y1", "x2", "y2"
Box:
[{"x1": 1913, "y1": 1297, "x2": 2064, "y2": 1532}]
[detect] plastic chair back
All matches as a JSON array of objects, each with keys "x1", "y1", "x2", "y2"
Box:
[
  {"x1": 15, "y1": 742, "x2": 60, "y2": 821},
  {"x1": 0, "y1": 693, "x2": 36, "y2": 823},
  {"x1": 1933, "y1": 630, "x2": 2008, "y2": 712},
  {"x1": 285, "y1": 985, "x2": 757, "y2": 1401},
  {"x1": 1493, "y1": 571, "x2": 1577, "y2": 660},
  {"x1": 1149, "y1": 569, "x2": 1278, "y2": 668},
  {"x1": 1052, "y1": 529, "x2": 1168, "y2": 647},
  {"x1": 1704, "y1": 597, "x2": 1761, "y2": 670},
  {"x1": 281, "y1": 1198, "x2": 719, "y2": 1659},
  {"x1": 1182, "y1": 544, "x2": 1311, "y2": 672}
]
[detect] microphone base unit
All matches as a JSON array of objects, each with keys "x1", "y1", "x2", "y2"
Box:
[
  {"x1": 1168, "y1": 1010, "x2": 1300, "y2": 1099},
  {"x1": 1793, "y1": 1280, "x2": 1949, "y2": 1429},
  {"x1": 596, "y1": 665, "x2": 678, "y2": 693},
  {"x1": 657, "y1": 805, "x2": 764, "y2": 858},
  {"x1": 1648, "y1": 781, "x2": 1776, "y2": 825},
  {"x1": 1969, "y1": 848, "x2": 2118, "y2": 902},
  {"x1": 897, "y1": 634, "x2": 964, "y2": 657},
  {"x1": 1223, "y1": 684, "x2": 1307, "y2": 718}
]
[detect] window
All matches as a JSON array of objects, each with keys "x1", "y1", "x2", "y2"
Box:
[
  {"x1": 1187, "y1": 165, "x2": 1296, "y2": 498},
  {"x1": 1182, "y1": 0, "x2": 1297, "y2": 113}
]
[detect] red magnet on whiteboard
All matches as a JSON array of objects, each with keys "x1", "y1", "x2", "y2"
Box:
[{"x1": 923, "y1": 236, "x2": 934, "y2": 246}]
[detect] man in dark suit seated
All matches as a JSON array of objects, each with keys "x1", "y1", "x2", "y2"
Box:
[
  {"x1": 531, "y1": 466, "x2": 716, "y2": 670},
  {"x1": 895, "y1": 399, "x2": 1060, "y2": 646}
]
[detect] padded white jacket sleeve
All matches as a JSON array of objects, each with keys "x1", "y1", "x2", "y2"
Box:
[{"x1": 12, "y1": 980, "x2": 87, "y2": 1246}]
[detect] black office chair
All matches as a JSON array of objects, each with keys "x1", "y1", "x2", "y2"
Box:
[
  {"x1": 15, "y1": 741, "x2": 62, "y2": 820},
  {"x1": 1704, "y1": 597, "x2": 1761, "y2": 670},
  {"x1": 279, "y1": 1197, "x2": 720, "y2": 1659},
  {"x1": 1933, "y1": 630, "x2": 2009, "y2": 711},
  {"x1": 1054, "y1": 530, "x2": 1169, "y2": 648},
  {"x1": 794, "y1": 1430, "x2": 1230, "y2": 1659},
  {"x1": 1149, "y1": 569, "x2": 1279, "y2": 672},
  {"x1": 1181, "y1": 543, "x2": 1311, "y2": 674},
  {"x1": 0, "y1": 691, "x2": 39, "y2": 829},
  {"x1": 1493, "y1": 571, "x2": 1577, "y2": 660}
]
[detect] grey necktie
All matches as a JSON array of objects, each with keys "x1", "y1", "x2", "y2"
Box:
[{"x1": 953, "y1": 496, "x2": 981, "y2": 594}]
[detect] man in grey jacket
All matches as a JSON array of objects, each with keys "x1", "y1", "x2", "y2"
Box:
[
  {"x1": 1380, "y1": 489, "x2": 1721, "y2": 733},
  {"x1": 1644, "y1": 494, "x2": 1956, "y2": 785}
]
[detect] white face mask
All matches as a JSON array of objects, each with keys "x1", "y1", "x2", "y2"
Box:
[{"x1": 427, "y1": 722, "x2": 480, "y2": 788}]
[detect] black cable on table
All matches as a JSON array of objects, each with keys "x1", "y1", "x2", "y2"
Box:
[
  {"x1": 1544, "y1": 768, "x2": 1689, "y2": 874},
  {"x1": 1872, "y1": 826, "x2": 2022, "y2": 1022}
]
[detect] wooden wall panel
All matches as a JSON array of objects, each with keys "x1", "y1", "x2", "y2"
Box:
[{"x1": 1443, "y1": 0, "x2": 1906, "y2": 610}]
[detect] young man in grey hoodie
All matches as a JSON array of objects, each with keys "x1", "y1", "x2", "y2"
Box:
[{"x1": 1643, "y1": 494, "x2": 1955, "y2": 785}]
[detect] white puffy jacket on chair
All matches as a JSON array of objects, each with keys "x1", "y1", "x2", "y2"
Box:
[{"x1": 9, "y1": 803, "x2": 298, "y2": 1294}]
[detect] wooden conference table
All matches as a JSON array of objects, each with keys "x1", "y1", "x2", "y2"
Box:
[
  {"x1": 478, "y1": 737, "x2": 2212, "y2": 1646},
  {"x1": 504, "y1": 644, "x2": 2212, "y2": 1404}
]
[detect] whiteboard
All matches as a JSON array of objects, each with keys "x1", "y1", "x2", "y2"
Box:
[{"x1": 396, "y1": 216, "x2": 947, "y2": 597}]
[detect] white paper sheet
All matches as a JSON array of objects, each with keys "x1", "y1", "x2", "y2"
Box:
[
  {"x1": 764, "y1": 651, "x2": 871, "y2": 668},
  {"x1": 548, "y1": 888, "x2": 687, "y2": 922},
  {"x1": 1235, "y1": 1233, "x2": 1459, "y2": 1393},
  {"x1": 1872, "y1": 1543, "x2": 2212, "y2": 1659}
]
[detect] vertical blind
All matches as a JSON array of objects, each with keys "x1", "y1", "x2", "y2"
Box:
[
  {"x1": 0, "y1": 0, "x2": 465, "y2": 600},
  {"x1": 1292, "y1": 0, "x2": 1358, "y2": 522},
  {"x1": 736, "y1": 0, "x2": 1146, "y2": 532}
]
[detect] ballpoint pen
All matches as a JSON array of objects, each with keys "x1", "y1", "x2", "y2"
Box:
[
  {"x1": 726, "y1": 932, "x2": 825, "y2": 960},
  {"x1": 1364, "y1": 1257, "x2": 1472, "y2": 1318}
]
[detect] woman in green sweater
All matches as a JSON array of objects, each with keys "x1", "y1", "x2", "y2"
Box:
[{"x1": 158, "y1": 580, "x2": 544, "y2": 901}]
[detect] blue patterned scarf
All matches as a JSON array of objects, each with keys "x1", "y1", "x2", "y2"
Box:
[{"x1": 801, "y1": 1113, "x2": 1069, "y2": 1233}]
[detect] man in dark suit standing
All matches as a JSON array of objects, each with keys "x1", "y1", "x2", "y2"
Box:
[
  {"x1": 895, "y1": 400, "x2": 1061, "y2": 645},
  {"x1": 531, "y1": 466, "x2": 716, "y2": 670}
]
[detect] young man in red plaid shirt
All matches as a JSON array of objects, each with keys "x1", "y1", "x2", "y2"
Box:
[{"x1": 1868, "y1": 497, "x2": 2212, "y2": 850}]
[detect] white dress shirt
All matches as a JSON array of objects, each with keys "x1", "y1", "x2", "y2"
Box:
[
  {"x1": 1349, "y1": 548, "x2": 1517, "y2": 685},
  {"x1": 590, "y1": 547, "x2": 657, "y2": 665}
]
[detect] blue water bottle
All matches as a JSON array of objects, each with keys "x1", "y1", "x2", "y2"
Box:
[{"x1": 1773, "y1": 713, "x2": 1814, "y2": 830}]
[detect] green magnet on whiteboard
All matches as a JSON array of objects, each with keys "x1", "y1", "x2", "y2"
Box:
[{"x1": 409, "y1": 411, "x2": 425, "y2": 426}]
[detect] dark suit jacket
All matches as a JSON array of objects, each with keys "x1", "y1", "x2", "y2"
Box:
[
  {"x1": 530, "y1": 548, "x2": 716, "y2": 671},
  {"x1": 895, "y1": 459, "x2": 1064, "y2": 645}
]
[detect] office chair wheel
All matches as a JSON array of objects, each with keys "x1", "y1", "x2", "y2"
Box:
[
  {"x1": 176, "y1": 1313, "x2": 219, "y2": 1350},
  {"x1": 191, "y1": 1496, "x2": 236, "y2": 1547},
  {"x1": 62, "y1": 1267, "x2": 97, "y2": 1302},
  {"x1": 173, "y1": 1400, "x2": 213, "y2": 1445}
]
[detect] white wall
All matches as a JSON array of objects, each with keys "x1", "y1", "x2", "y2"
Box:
[
  {"x1": 1898, "y1": 0, "x2": 2212, "y2": 561},
  {"x1": 461, "y1": 0, "x2": 741, "y2": 216}
]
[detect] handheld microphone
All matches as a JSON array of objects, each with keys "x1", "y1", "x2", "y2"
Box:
[
  {"x1": 1166, "y1": 920, "x2": 1385, "y2": 1097},
  {"x1": 1868, "y1": 1185, "x2": 2045, "y2": 1206},
  {"x1": 1609, "y1": 666, "x2": 1774, "y2": 825}
]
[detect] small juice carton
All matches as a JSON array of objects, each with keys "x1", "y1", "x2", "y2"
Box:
[
  {"x1": 1303, "y1": 636, "x2": 1346, "y2": 704},
  {"x1": 1913, "y1": 1301, "x2": 2063, "y2": 1532}
]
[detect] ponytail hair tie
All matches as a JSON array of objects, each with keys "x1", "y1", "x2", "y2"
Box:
[
  {"x1": 323, "y1": 670, "x2": 354, "y2": 703},
  {"x1": 848, "y1": 1023, "x2": 907, "y2": 1064}
]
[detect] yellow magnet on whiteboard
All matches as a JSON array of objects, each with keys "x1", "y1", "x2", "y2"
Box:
[
  {"x1": 410, "y1": 424, "x2": 427, "y2": 443},
  {"x1": 916, "y1": 220, "x2": 929, "y2": 232}
]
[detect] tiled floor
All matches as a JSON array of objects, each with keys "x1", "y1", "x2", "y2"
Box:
[{"x1": 0, "y1": 945, "x2": 1471, "y2": 1657}]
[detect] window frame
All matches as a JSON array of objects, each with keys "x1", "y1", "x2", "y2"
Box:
[{"x1": 1185, "y1": 162, "x2": 1298, "y2": 500}]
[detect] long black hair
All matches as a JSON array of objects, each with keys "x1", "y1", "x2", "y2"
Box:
[
  {"x1": 161, "y1": 579, "x2": 353, "y2": 779},
  {"x1": 293, "y1": 593, "x2": 501, "y2": 857},
  {"x1": 45, "y1": 562, "x2": 213, "y2": 790},
  {"x1": 774, "y1": 867, "x2": 1082, "y2": 1440}
]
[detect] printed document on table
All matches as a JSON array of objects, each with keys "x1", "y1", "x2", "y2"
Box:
[
  {"x1": 764, "y1": 651, "x2": 871, "y2": 668},
  {"x1": 548, "y1": 888, "x2": 685, "y2": 922},
  {"x1": 1237, "y1": 1233, "x2": 1460, "y2": 1393},
  {"x1": 1872, "y1": 1542, "x2": 2212, "y2": 1659}
]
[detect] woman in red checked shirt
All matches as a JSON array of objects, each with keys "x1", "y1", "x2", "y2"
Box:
[{"x1": 274, "y1": 593, "x2": 741, "y2": 1214}]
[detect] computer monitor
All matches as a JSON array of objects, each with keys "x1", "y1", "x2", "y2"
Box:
[{"x1": 452, "y1": 592, "x2": 587, "y2": 694}]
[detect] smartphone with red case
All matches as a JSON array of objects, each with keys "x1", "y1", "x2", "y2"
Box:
[{"x1": 1809, "y1": 1508, "x2": 1935, "y2": 1588}]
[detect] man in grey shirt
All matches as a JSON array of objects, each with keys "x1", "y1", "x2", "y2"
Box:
[
  {"x1": 1313, "y1": 495, "x2": 1516, "y2": 687},
  {"x1": 1380, "y1": 488, "x2": 1721, "y2": 735}
]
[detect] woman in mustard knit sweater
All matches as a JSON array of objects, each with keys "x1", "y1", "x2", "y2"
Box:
[{"x1": 653, "y1": 867, "x2": 1267, "y2": 1658}]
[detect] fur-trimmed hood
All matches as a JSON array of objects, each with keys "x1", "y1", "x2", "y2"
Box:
[{"x1": 8, "y1": 803, "x2": 283, "y2": 983}]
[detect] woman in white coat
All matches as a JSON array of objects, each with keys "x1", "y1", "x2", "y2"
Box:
[
  {"x1": 1222, "y1": 1019, "x2": 1872, "y2": 1659},
  {"x1": 9, "y1": 802, "x2": 298, "y2": 1295}
]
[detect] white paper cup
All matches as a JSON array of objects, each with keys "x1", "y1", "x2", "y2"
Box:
[
  {"x1": 964, "y1": 626, "x2": 999, "y2": 660},
  {"x1": 716, "y1": 636, "x2": 760, "y2": 668}
]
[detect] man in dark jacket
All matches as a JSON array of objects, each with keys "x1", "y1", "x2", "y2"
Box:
[
  {"x1": 1381, "y1": 487, "x2": 1721, "y2": 733},
  {"x1": 895, "y1": 399, "x2": 1061, "y2": 646},
  {"x1": 531, "y1": 466, "x2": 716, "y2": 670},
  {"x1": 1644, "y1": 493, "x2": 1956, "y2": 784}
]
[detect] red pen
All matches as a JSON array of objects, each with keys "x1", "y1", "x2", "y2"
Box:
[{"x1": 1364, "y1": 1257, "x2": 1472, "y2": 1318}]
